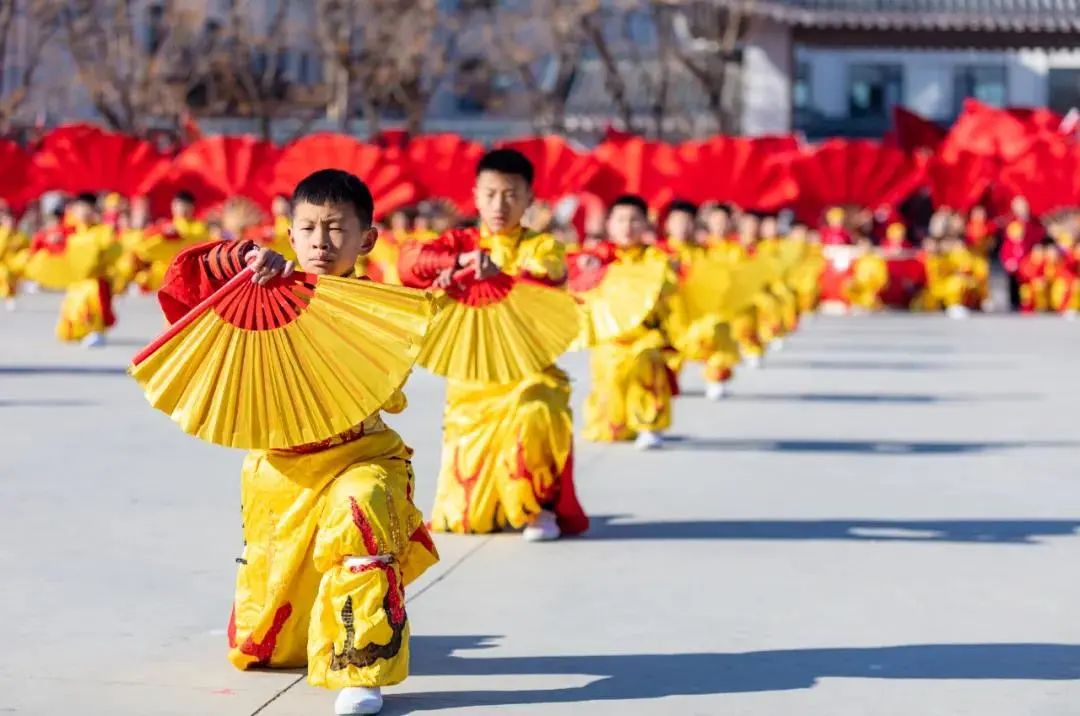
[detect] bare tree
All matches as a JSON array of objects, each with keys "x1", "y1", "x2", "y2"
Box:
[
  {"x1": 484, "y1": 0, "x2": 600, "y2": 134},
  {"x1": 0, "y1": 0, "x2": 60, "y2": 133}
]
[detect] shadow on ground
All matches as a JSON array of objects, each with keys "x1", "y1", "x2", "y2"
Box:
[
  {"x1": 582, "y1": 515, "x2": 1080, "y2": 544},
  {"x1": 676, "y1": 391, "x2": 1040, "y2": 404},
  {"x1": 661, "y1": 436, "x2": 1077, "y2": 455},
  {"x1": 764, "y1": 359, "x2": 1013, "y2": 371},
  {"x1": 0, "y1": 365, "x2": 128, "y2": 376},
  {"x1": 398, "y1": 639, "x2": 1080, "y2": 712}
]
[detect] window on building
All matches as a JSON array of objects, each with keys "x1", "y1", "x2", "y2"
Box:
[
  {"x1": 849, "y1": 64, "x2": 903, "y2": 119},
  {"x1": 793, "y1": 61, "x2": 811, "y2": 111},
  {"x1": 1049, "y1": 69, "x2": 1080, "y2": 116},
  {"x1": 954, "y1": 65, "x2": 1007, "y2": 113}
]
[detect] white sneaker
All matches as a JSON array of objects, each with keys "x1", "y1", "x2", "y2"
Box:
[
  {"x1": 743, "y1": 354, "x2": 763, "y2": 369},
  {"x1": 82, "y1": 332, "x2": 107, "y2": 348},
  {"x1": 705, "y1": 381, "x2": 728, "y2": 401},
  {"x1": 633, "y1": 430, "x2": 663, "y2": 451},
  {"x1": 334, "y1": 686, "x2": 383, "y2": 715},
  {"x1": 946, "y1": 305, "x2": 970, "y2": 320},
  {"x1": 3, "y1": 298, "x2": 14, "y2": 312},
  {"x1": 25, "y1": 282, "x2": 39, "y2": 295},
  {"x1": 769, "y1": 337, "x2": 785, "y2": 353},
  {"x1": 522, "y1": 509, "x2": 561, "y2": 542},
  {"x1": 1064, "y1": 310, "x2": 1078, "y2": 322}
]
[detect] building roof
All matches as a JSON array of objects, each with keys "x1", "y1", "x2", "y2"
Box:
[{"x1": 745, "y1": 0, "x2": 1080, "y2": 32}]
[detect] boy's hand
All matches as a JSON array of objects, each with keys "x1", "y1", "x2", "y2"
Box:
[
  {"x1": 433, "y1": 267, "x2": 455, "y2": 289},
  {"x1": 246, "y1": 247, "x2": 294, "y2": 285},
  {"x1": 458, "y1": 250, "x2": 501, "y2": 280}
]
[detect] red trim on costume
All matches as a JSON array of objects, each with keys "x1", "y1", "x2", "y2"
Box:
[
  {"x1": 236, "y1": 602, "x2": 292, "y2": 665},
  {"x1": 552, "y1": 449, "x2": 589, "y2": 536},
  {"x1": 348, "y1": 497, "x2": 381, "y2": 555}
]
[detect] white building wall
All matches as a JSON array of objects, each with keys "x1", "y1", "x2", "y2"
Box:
[{"x1": 740, "y1": 18, "x2": 793, "y2": 135}]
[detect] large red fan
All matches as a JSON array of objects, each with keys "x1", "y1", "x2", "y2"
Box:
[
  {"x1": 0, "y1": 140, "x2": 38, "y2": 212},
  {"x1": 675, "y1": 136, "x2": 797, "y2": 211},
  {"x1": 926, "y1": 151, "x2": 997, "y2": 213},
  {"x1": 31, "y1": 125, "x2": 170, "y2": 198},
  {"x1": 791, "y1": 139, "x2": 926, "y2": 223},
  {"x1": 496, "y1": 136, "x2": 600, "y2": 202},
  {"x1": 939, "y1": 99, "x2": 1040, "y2": 164},
  {"x1": 143, "y1": 136, "x2": 280, "y2": 217},
  {"x1": 401, "y1": 134, "x2": 484, "y2": 214},
  {"x1": 998, "y1": 139, "x2": 1080, "y2": 217},
  {"x1": 273, "y1": 133, "x2": 419, "y2": 218},
  {"x1": 587, "y1": 136, "x2": 684, "y2": 210},
  {"x1": 891, "y1": 107, "x2": 946, "y2": 153}
]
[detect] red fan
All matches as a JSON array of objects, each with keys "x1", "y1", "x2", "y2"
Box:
[
  {"x1": 588, "y1": 136, "x2": 683, "y2": 210},
  {"x1": 891, "y1": 107, "x2": 946, "y2": 153},
  {"x1": 143, "y1": 136, "x2": 281, "y2": 217},
  {"x1": 31, "y1": 125, "x2": 170, "y2": 198},
  {"x1": 0, "y1": 140, "x2": 38, "y2": 212},
  {"x1": 675, "y1": 136, "x2": 798, "y2": 211},
  {"x1": 791, "y1": 139, "x2": 926, "y2": 223},
  {"x1": 750, "y1": 135, "x2": 800, "y2": 153},
  {"x1": 401, "y1": 134, "x2": 484, "y2": 215},
  {"x1": 272, "y1": 133, "x2": 419, "y2": 219},
  {"x1": 939, "y1": 99, "x2": 1039, "y2": 164},
  {"x1": 496, "y1": 136, "x2": 600, "y2": 202},
  {"x1": 926, "y1": 151, "x2": 997, "y2": 213},
  {"x1": 999, "y1": 139, "x2": 1080, "y2": 217}
]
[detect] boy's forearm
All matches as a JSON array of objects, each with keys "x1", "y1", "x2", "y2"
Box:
[{"x1": 397, "y1": 241, "x2": 457, "y2": 288}]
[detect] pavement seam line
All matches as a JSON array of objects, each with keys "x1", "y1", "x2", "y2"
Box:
[{"x1": 247, "y1": 535, "x2": 494, "y2": 715}]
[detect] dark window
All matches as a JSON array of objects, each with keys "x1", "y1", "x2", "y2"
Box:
[
  {"x1": 1048, "y1": 69, "x2": 1080, "y2": 116},
  {"x1": 849, "y1": 64, "x2": 903, "y2": 119},
  {"x1": 954, "y1": 65, "x2": 1007, "y2": 114},
  {"x1": 793, "y1": 61, "x2": 811, "y2": 111}
]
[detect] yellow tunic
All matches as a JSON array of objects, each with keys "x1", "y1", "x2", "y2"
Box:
[
  {"x1": 229, "y1": 392, "x2": 439, "y2": 689},
  {"x1": 54, "y1": 224, "x2": 120, "y2": 341},
  {"x1": 0, "y1": 226, "x2": 29, "y2": 299},
  {"x1": 847, "y1": 252, "x2": 889, "y2": 311},
  {"x1": 582, "y1": 244, "x2": 676, "y2": 442},
  {"x1": 429, "y1": 227, "x2": 583, "y2": 535}
]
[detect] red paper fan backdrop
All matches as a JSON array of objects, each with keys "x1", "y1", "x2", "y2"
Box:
[
  {"x1": 31, "y1": 125, "x2": 170, "y2": 198},
  {"x1": 890, "y1": 107, "x2": 947, "y2": 153},
  {"x1": 926, "y1": 151, "x2": 997, "y2": 213},
  {"x1": 143, "y1": 136, "x2": 280, "y2": 217},
  {"x1": 999, "y1": 139, "x2": 1080, "y2": 217},
  {"x1": 791, "y1": 139, "x2": 926, "y2": 223},
  {"x1": 587, "y1": 136, "x2": 684, "y2": 210},
  {"x1": 675, "y1": 136, "x2": 797, "y2": 212},
  {"x1": 939, "y1": 99, "x2": 1051, "y2": 165},
  {"x1": 0, "y1": 140, "x2": 38, "y2": 212},
  {"x1": 401, "y1": 134, "x2": 484, "y2": 215},
  {"x1": 272, "y1": 133, "x2": 419, "y2": 219},
  {"x1": 496, "y1": 136, "x2": 600, "y2": 202}
]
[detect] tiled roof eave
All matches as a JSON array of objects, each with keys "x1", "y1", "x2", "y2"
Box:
[{"x1": 740, "y1": 1, "x2": 1080, "y2": 32}]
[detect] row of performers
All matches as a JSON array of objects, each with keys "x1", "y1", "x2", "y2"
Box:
[{"x1": 124, "y1": 152, "x2": 824, "y2": 715}]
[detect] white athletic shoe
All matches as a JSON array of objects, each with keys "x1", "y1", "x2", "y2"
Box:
[
  {"x1": 633, "y1": 430, "x2": 663, "y2": 451},
  {"x1": 946, "y1": 305, "x2": 970, "y2": 320},
  {"x1": 522, "y1": 509, "x2": 561, "y2": 542},
  {"x1": 743, "y1": 354, "x2": 763, "y2": 369},
  {"x1": 1064, "y1": 310, "x2": 1078, "y2": 322},
  {"x1": 82, "y1": 332, "x2": 107, "y2": 348},
  {"x1": 4, "y1": 298, "x2": 14, "y2": 312},
  {"x1": 334, "y1": 686, "x2": 383, "y2": 715},
  {"x1": 705, "y1": 381, "x2": 728, "y2": 401},
  {"x1": 769, "y1": 337, "x2": 785, "y2": 353}
]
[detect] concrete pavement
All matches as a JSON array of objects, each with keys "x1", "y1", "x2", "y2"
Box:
[{"x1": 2, "y1": 291, "x2": 1079, "y2": 715}]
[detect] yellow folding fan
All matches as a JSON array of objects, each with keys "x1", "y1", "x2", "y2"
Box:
[
  {"x1": 570, "y1": 258, "x2": 669, "y2": 347},
  {"x1": 129, "y1": 268, "x2": 435, "y2": 449}
]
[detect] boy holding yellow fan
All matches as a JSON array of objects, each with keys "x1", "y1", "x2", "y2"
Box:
[
  {"x1": 148, "y1": 170, "x2": 438, "y2": 716},
  {"x1": 398, "y1": 148, "x2": 589, "y2": 543}
]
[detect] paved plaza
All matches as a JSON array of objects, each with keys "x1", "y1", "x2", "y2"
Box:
[{"x1": 2, "y1": 292, "x2": 1080, "y2": 715}]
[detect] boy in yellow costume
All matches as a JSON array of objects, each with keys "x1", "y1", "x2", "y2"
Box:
[
  {"x1": 661, "y1": 200, "x2": 739, "y2": 401},
  {"x1": 582, "y1": 194, "x2": 677, "y2": 450},
  {"x1": 0, "y1": 202, "x2": 28, "y2": 310},
  {"x1": 847, "y1": 236, "x2": 888, "y2": 312},
  {"x1": 398, "y1": 149, "x2": 588, "y2": 542},
  {"x1": 157, "y1": 170, "x2": 438, "y2": 716},
  {"x1": 134, "y1": 191, "x2": 211, "y2": 292}
]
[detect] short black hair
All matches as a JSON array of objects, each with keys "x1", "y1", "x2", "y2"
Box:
[
  {"x1": 666, "y1": 199, "x2": 698, "y2": 218},
  {"x1": 73, "y1": 192, "x2": 98, "y2": 206},
  {"x1": 292, "y1": 169, "x2": 374, "y2": 226},
  {"x1": 476, "y1": 148, "x2": 534, "y2": 186},
  {"x1": 173, "y1": 190, "x2": 196, "y2": 205},
  {"x1": 609, "y1": 194, "x2": 648, "y2": 217}
]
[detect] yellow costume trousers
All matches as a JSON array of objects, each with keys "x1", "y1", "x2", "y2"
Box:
[
  {"x1": 729, "y1": 308, "x2": 763, "y2": 359},
  {"x1": 753, "y1": 292, "x2": 783, "y2": 345},
  {"x1": 583, "y1": 330, "x2": 673, "y2": 442},
  {"x1": 229, "y1": 428, "x2": 438, "y2": 690},
  {"x1": 677, "y1": 316, "x2": 740, "y2": 383},
  {"x1": 1050, "y1": 276, "x2": 1079, "y2": 313},
  {"x1": 430, "y1": 366, "x2": 575, "y2": 534},
  {"x1": 57, "y1": 278, "x2": 113, "y2": 341}
]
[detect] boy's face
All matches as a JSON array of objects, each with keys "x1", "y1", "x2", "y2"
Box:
[
  {"x1": 607, "y1": 204, "x2": 647, "y2": 247},
  {"x1": 705, "y1": 209, "x2": 729, "y2": 236},
  {"x1": 474, "y1": 170, "x2": 532, "y2": 234},
  {"x1": 171, "y1": 198, "x2": 195, "y2": 220},
  {"x1": 290, "y1": 200, "x2": 376, "y2": 276},
  {"x1": 665, "y1": 210, "x2": 695, "y2": 241},
  {"x1": 69, "y1": 200, "x2": 96, "y2": 225}
]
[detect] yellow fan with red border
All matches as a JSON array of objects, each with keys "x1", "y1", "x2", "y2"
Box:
[
  {"x1": 569, "y1": 258, "x2": 668, "y2": 347},
  {"x1": 417, "y1": 270, "x2": 581, "y2": 384},
  {"x1": 129, "y1": 269, "x2": 435, "y2": 449},
  {"x1": 24, "y1": 227, "x2": 117, "y2": 289}
]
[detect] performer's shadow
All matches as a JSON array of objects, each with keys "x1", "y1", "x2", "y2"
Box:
[
  {"x1": 661, "y1": 435, "x2": 1079, "y2": 454},
  {"x1": 763, "y1": 359, "x2": 1014, "y2": 371},
  {"x1": 399, "y1": 638, "x2": 1080, "y2": 711},
  {"x1": 582, "y1": 515, "x2": 1080, "y2": 544},
  {"x1": 676, "y1": 391, "x2": 1040, "y2": 404}
]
